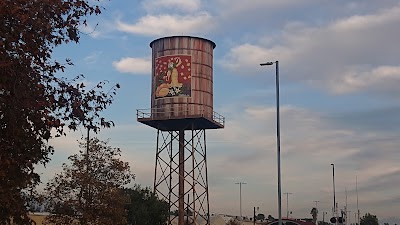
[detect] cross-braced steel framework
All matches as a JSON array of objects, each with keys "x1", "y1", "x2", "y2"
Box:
[{"x1": 154, "y1": 128, "x2": 210, "y2": 225}]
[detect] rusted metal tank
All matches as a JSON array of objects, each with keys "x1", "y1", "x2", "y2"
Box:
[{"x1": 150, "y1": 36, "x2": 216, "y2": 120}]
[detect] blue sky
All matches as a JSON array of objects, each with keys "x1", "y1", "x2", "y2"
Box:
[{"x1": 38, "y1": 0, "x2": 400, "y2": 220}]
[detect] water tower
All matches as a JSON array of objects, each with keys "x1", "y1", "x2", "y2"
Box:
[{"x1": 137, "y1": 36, "x2": 224, "y2": 225}]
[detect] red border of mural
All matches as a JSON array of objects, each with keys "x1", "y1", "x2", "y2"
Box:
[{"x1": 154, "y1": 55, "x2": 192, "y2": 99}]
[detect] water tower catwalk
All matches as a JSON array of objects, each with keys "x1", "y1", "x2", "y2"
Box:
[{"x1": 137, "y1": 36, "x2": 224, "y2": 225}]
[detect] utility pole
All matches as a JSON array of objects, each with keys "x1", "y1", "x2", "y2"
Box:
[
  {"x1": 331, "y1": 164, "x2": 337, "y2": 225},
  {"x1": 336, "y1": 203, "x2": 339, "y2": 225},
  {"x1": 235, "y1": 182, "x2": 247, "y2": 220},
  {"x1": 355, "y1": 213, "x2": 357, "y2": 225},
  {"x1": 253, "y1": 207, "x2": 258, "y2": 225},
  {"x1": 356, "y1": 176, "x2": 360, "y2": 225},
  {"x1": 347, "y1": 210, "x2": 351, "y2": 225},
  {"x1": 254, "y1": 207, "x2": 256, "y2": 225},
  {"x1": 314, "y1": 201, "x2": 320, "y2": 225},
  {"x1": 284, "y1": 192, "x2": 293, "y2": 218},
  {"x1": 345, "y1": 188, "x2": 348, "y2": 225}
]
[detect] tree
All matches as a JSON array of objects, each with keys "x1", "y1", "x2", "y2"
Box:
[
  {"x1": 227, "y1": 219, "x2": 241, "y2": 225},
  {"x1": 44, "y1": 138, "x2": 134, "y2": 225},
  {"x1": 0, "y1": 0, "x2": 118, "y2": 223},
  {"x1": 256, "y1": 213, "x2": 266, "y2": 221},
  {"x1": 124, "y1": 185, "x2": 169, "y2": 225},
  {"x1": 311, "y1": 207, "x2": 318, "y2": 224},
  {"x1": 268, "y1": 215, "x2": 276, "y2": 221},
  {"x1": 360, "y1": 213, "x2": 379, "y2": 225}
]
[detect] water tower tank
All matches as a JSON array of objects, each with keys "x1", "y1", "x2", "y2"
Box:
[
  {"x1": 137, "y1": 36, "x2": 224, "y2": 131},
  {"x1": 136, "y1": 36, "x2": 225, "y2": 225}
]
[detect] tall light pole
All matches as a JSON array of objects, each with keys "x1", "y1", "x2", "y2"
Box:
[
  {"x1": 331, "y1": 163, "x2": 337, "y2": 225},
  {"x1": 235, "y1": 182, "x2": 247, "y2": 220},
  {"x1": 284, "y1": 192, "x2": 293, "y2": 218},
  {"x1": 260, "y1": 61, "x2": 281, "y2": 225}
]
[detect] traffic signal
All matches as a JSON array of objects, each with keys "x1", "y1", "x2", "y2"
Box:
[{"x1": 331, "y1": 217, "x2": 337, "y2": 223}]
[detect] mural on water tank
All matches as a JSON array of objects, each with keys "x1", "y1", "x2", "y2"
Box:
[{"x1": 154, "y1": 55, "x2": 192, "y2": 99}]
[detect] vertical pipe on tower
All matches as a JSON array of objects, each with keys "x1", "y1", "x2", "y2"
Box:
[
  {"x1": 204, "y1": 130, "x2": 210, "y2": 224},
  {"x1": 192, "y1": 126, "x2": 196, "y2": 224},
  {"x1": 154, "y1": 130, "x2": 160, "y2": 191},
  {"x1": 169, "y1": 132, "x2": 173, "y2": 216},
  {"x1": 179, "y1": 130, "x2": 185, "y2": 225}
]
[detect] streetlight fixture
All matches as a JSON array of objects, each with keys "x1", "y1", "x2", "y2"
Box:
[
  {"x1": 260, "y1": 61, "x2": 281, "y2": 225},
  {"x1": 235, "y1": 182, "x2": 247, "y2": 220}
]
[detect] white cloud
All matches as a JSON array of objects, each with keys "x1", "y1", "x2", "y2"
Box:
[
  {"x1": 49, "y1": 129, "x2": 85, "y2": 154},
  {"x1": 41, "y1": 101, "x2": 400, "y2": 217},
  {"x1": 215, "y1": 0, "x2": 315, "y2": 18},
  {"x1": 207, "y1": 102, "x2": 400, "y2": 217},
  {"x1": 333, "y1": 6, "x2": 400, "y2": 31},
  {"x1": 331, "y1": 65, "x2": 400, "y2": 94},
  {"x1": 212, "y1": 104, "x2": 357, "y2": 164},
  {"x1": 219, "y1": 44, "x2": 291, "y2": 74},
  {"x1": 142, "y1": 0, "x2": 201, "y2": 13},
  {"x1": 219, "y1": 5, "x2": 400, "y2": 95},
  {"x1": 116, "y1": 12, "x2": 214, "y2": 36},
  {"x1": 84, "y1": 51, "x2": 102, "y2": 64},
  {"x1": 112, "y1": 57, "x2": 151, "y2": 75}
]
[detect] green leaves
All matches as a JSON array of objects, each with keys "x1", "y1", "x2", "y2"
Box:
[
  {"x1": 124, "y1": 185, "x2": 169, "y2": 225},
  {"x1": 361, "y1": 213, "x2": 379, "y2": 225}
]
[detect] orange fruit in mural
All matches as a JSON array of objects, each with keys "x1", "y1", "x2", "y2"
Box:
[{"x1": 158, "y1": 88, "x2": 169, "y2": 97}]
